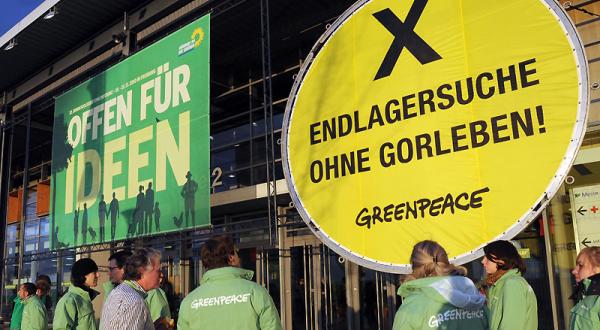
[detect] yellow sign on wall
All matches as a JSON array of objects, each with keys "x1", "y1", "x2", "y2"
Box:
[{"x1": 282, "y1": 0, "x2": 588, "y2": 273}]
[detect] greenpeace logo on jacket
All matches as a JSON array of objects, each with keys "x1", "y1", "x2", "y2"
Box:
[
  {"x1": 191, "y1": 293, "x2": 251, "y2": 308},
  {"x1": 428, "y1": 309, "x2": 485, "y2": 327},
  {"x1": 392, "y1": 275, "x2": 489, "y2": 330},
  {"x1": 177, "y1": 267, "x2": 283, "y2": 330}
]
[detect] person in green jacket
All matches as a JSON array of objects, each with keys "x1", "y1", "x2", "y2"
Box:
[
  {"x1": 53, "y1": 258, "x2": 100, "y2": 330},
  {"x1": 178, "y1": 235, "x2": 282, "y2": 330},
  {"x1": 570, "y1": 246, "x2": 600, "y2": 330},
  {"x1": 393, "y1": 240, "x2": 489, "y2": 330},
  {"x1": 35, "y1": 275, "x2": 52, "y2": 317},
  {"x1": 146, "y1": 271, "x2": 172, "y2": 328},
  {"x1": 481, "y1": 240, "x2": 537, "y2": 330},
  {"x1": 20, "y1": 282, "x2": 48, "y2": 330},
  {"x1": 9, "y1": 294, "x2": 24, "y2": 330}
]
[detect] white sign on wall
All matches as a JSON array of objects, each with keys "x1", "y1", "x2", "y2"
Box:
[{"x1": 571, "y1": 185, "x2": 600, "y2": 252}]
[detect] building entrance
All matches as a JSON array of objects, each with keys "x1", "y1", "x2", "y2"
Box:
[
  {"x1": 280, "y1": 233, "x2": 348, "y2": 330},
  {"x1": 279, "y1": 213, "x2": 400, "y2": 330}
]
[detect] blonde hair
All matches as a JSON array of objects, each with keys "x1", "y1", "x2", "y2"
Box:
[
  {"x1": 405, "y1": 240, "x2": 467, "y2": 282},
  {"x1": 578, "y1": 246, "x2": 600, "y2": 268}
]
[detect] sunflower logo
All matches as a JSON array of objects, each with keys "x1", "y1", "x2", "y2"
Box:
[{"x1": 192, "y1": 28, "x2": 204, "y2": 48}]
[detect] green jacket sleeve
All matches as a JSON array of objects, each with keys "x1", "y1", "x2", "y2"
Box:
[
  {"x1": 53, "y1": 298, "x2": 76, "y2": 330},
  {"x1": 145, "y1": 289, "x2": 170, "y2": 322},
  {"x1": 496, "y1": 279, "x2": 530, "y2": 330},
  {"x1": 252, "y1": 286, "x2": 283, "y2": 330}
]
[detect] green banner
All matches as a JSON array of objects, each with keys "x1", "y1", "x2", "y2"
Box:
[{"x1": 50, "y1": 14, "x2": 210, "y2": 249}]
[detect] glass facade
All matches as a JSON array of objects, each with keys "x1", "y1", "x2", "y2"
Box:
[
  {"x1": 1, "y1": 188, "x2": 68, "y2": 321},
  {"x1": 2, "y1": 1, "x2": 600, "y2": 329}
]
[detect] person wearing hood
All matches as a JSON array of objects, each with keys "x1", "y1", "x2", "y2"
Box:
[
  {"x1": 53, "y1": 258, "x2": 100, "y2": 330},
  {"x1": 20, "y1": 282, "x2": 48, "y2": 330},
  {"x1": 481, "y1": 240, "x2": 537, "y2": 330},
  {"x1": 570, "y1": 246, "x2": 600, "y2": 330},
  {"x1": 177, "y1": 235, "x2": 282, "y2": 330},
  {"x1": 392, "y1": 240, "x2": 488, "y2": 330}
]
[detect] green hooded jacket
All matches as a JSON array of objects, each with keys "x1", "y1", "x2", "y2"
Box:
[
  {"x1": 53, "y1": 286, "x2": 99, "y2": 330},
  {"x1": 570, "y1": 274, "x2": 600, "y2": 330},
  {"x1": 145, "y1": 287, "x2": 171, "y2": 322},
  {"x1": 393, "y1": 276, "x2": 489, "y2": 330},
  {"x1": 10, "y1": 296, "x2": 24, "y2": 330},
  {"x1": 178, "y1": 267, "x2": 282, "y2": 330},
  {"x1": 486, "y1": 269, "x2": 537, "y2": 330},
  {"x1": 21, "y1": 295, "x2": 48, "y2": 330}
]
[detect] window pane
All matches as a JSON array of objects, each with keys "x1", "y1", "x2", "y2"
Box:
[
  {"x1": 40, "y1": 217, "x2": 49, "y2": 236},
  {"x1": 24, "y1": 240, "x2": 38, "y2": 253},
  {"x1": 40, "y1": 237, "x2": 49, "y2": 251},
  {"x1": 62, "y1": 252, "x2": 76, "y2": 286},
  {"x1": 212, "y1": 149, "x2": 235, "y2": 171},
  {"x1": 6, "y1": 224, "x2": 18, "y2": 241},
  {"x1": 37, "y1": 258, "x2": 57, "y2": 282},
  {"x1": 21, "y1": 262, "x2": 32, "y2": 283},
  {"x1": 25, "y1": 222, "x2": 39, "y2": 237},
  {"x1": 220, "y1": 168, "x2": 251, "y2": 190},
  {"x1": 25, "y1": 191, "x2": 37, "y2": 219},
  {"x1": 233, "y1": 125, "x2": 251, "y2": 141},
  {"x1": 6, "y1": 240, "x2": 19, "y2": 257}
]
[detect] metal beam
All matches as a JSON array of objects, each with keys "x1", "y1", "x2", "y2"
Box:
[
  {"x1": 0, "y1": 106, "x2": 13, "y2": 315},
  {"x1": 260, "y1": 0, "x2": 278, "y2": 248},
  {"x1": 16, "y1": 104, "x2": 31, "y2": 285},
  {"x1": 542, "y1": 208, "x2": 560, "y2": 330},
  {"x1": 3, "y1": 0, "x2": 196, "y2": 108},
  {"x1": 3, "y1": 215, "x2": 277, "y2": 265}
]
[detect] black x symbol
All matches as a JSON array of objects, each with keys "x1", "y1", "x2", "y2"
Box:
[{"x1": 372, "y1": 0, "x2": 441, "y2": 80}]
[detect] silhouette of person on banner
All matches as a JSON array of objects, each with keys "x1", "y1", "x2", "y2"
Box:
[
  {"x1": 73, "y1": 206, "x2": 80, "y2": 245},
  {"x1": 154, "y1": 202, "x2": 161, "y2": 232},
  {"x1": 135, "y1": 185, "x2": 145, "y2": 235},
  {"x1": 181, "y1": 171, "x2": 198, "y2": 227},
  {"x1": 81, "y1": 203, "x2": 88, "y2": 244},
  {"x1": 108, "y1": 192, "x2": 119, "y2": 241},
  {"x1": 145, "y1": 182, "x2": 154, "y2": 234},
  {"x1": 98, "y1": 194, "x2": 107, "y2": 242}
]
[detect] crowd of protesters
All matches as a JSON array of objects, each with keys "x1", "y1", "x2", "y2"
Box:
[{"x1": 6, "y1": 236, "x2": 600, "y2": 329}]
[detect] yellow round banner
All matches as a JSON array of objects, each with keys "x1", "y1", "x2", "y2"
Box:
[{"x1": 282, "y1": 0, "x2": 588, "y2": 273}]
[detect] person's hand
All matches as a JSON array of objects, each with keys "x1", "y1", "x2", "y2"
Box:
[{"x1": 154, "y1": 317, "x2": 175, "y2": 330}]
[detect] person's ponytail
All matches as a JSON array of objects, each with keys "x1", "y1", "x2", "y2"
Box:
[{"x1": 404, "y1": 240, "x2": 466, "y2": 282}]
